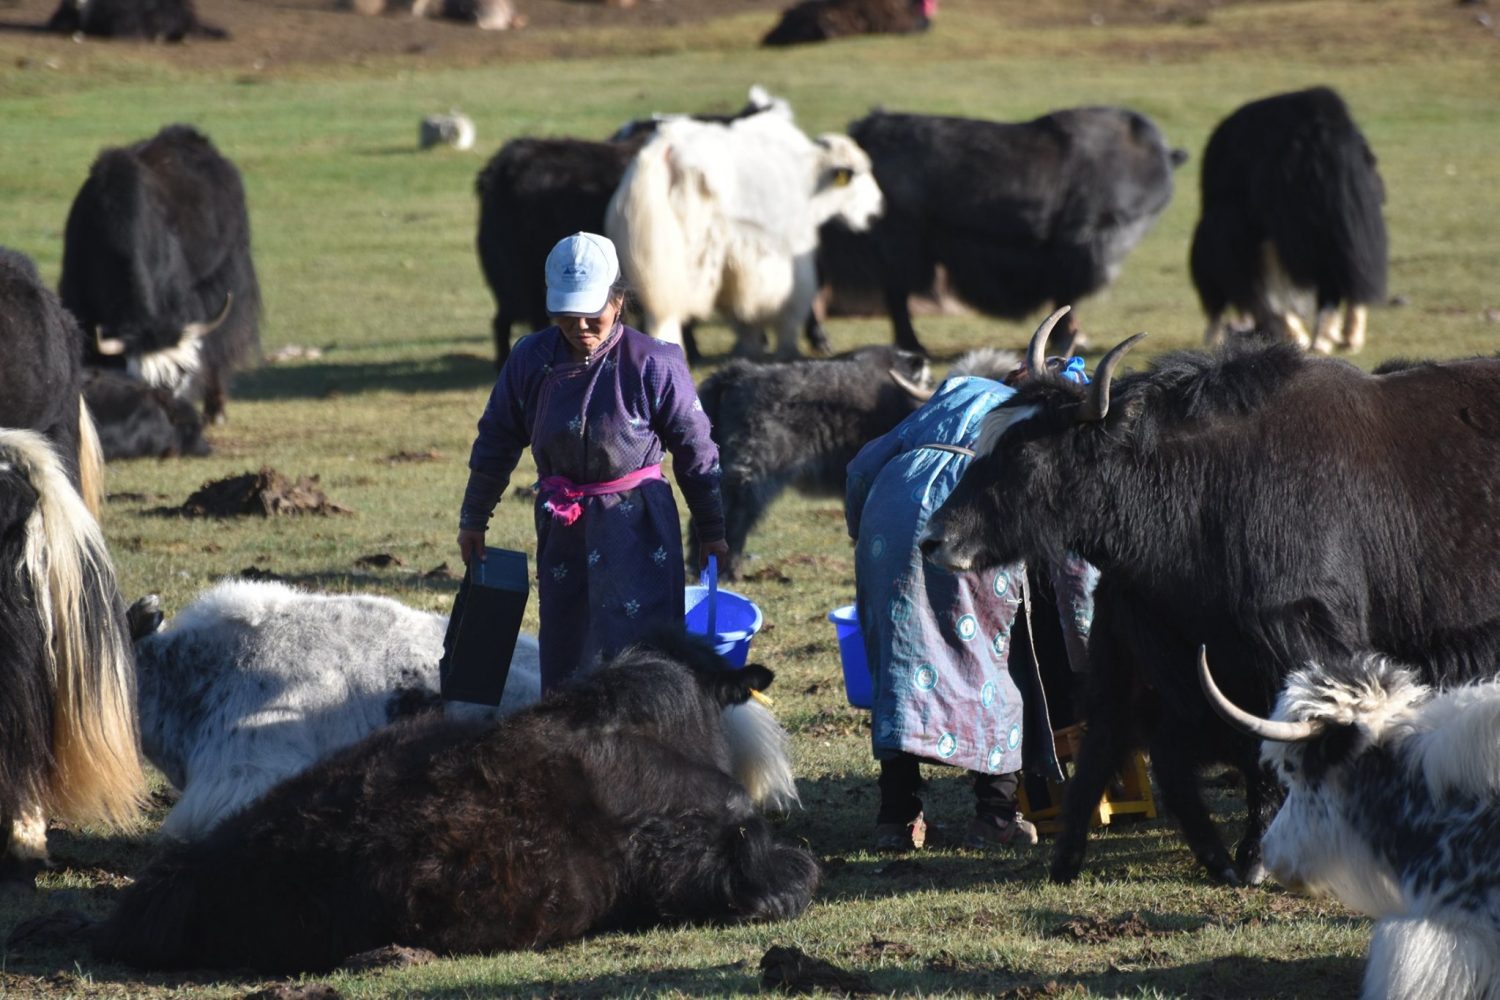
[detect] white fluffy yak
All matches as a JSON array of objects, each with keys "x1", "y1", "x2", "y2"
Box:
[
  {"x1": 606, "y1": 108, "x2": 883, "y2": 358},
  {"x1": 131, "y1": 579, "x2": 797, "y2": 840},
  {"x1": 130, "y1": 579, "x2": 541, "y2": 841}
]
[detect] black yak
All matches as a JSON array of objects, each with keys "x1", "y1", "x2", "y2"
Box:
[
  {"x1": 95, "y1": 630, "x2": 814, "y2": 972},
  {"x1": 82, "y1": 370, "x2": 210, "y2": 461},
  {"x1": 762, "y1": 0, "x2": 935, "y2": 46},
  {"x1": 846, "y1": 107, "x2": 1185, "y2": 354},
  {"x1": 45, "y1": 0, "x2": 225, "y2": 40},
  {"x1": 0, "y1": 429, "x2": 145, "y2": 878},
  {"x1": 1190, "y1": 86, "x2": 1387, "y2": 353},
  {"x1": 59, "y1": 125, "x2": 261, "y2": 423},
  {"x1": 0, "y1": 247, "x2": 104, "y2": 515},
  {"x1": 920, "y1": 311, "x2": 1500, "y2": 885}
]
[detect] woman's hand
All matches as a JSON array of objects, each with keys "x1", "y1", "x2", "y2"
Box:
[
  {"x1": 458, "y1": 529, "x2": 487, "y2": 566},
  {"x1": 699, "y1": 538, "x2": 729, "y2": 573}
]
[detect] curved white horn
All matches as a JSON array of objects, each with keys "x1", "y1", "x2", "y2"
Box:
[
  {"x1": 1198, "y1": 646, "x2": 1320, "y2": 743},
  {"x1": 1025, "y1": 305, "x2": 1072, "y2": 380},
  {"x1": 1077, "y1": 332, "x2": 1147, "y2": 423},
  {"x1": 181, "y1": 291, "x2": 234, "y2": 339},
  {"x1": 889, "y1": 367, "x2": 934, "y2": 402}
]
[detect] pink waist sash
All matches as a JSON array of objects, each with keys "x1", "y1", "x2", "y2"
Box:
[{"x1": 537, "y1": 463, "x2": 664, "y2": 526}]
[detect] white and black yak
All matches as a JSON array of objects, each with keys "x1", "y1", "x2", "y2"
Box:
[
  {"x1": 59, "y1": 125, "x2": 261, "y2": 424},
  {"x1": 129, "y1": 578, "x2": 541, "y2": 841},
  {"x1": 0, "y1": 429, "x2": 145, "y2": 878},
  {"x1": 95, "y1": 630, "x2": 814, "y2": 973},
  {"x1": 1201, "y1": 649, "x2": 1500, "y2": 1000}
]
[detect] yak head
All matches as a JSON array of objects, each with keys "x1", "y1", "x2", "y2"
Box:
[
  {"x1": 919, "y1": 307, "x2": 1145, "y2": 573},
  {"x1": 1199, "y1": 647, "x2": 1421, "y2": 915},
  {"x1": 810, "y1": 133, "x2": 883, "y2": 234}
]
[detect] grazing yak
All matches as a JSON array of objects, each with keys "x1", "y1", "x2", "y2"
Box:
[
  {"x1": 45, "y1": 0, "x2": 225, "y2": 39},
  {"x1": 1201, "y1": 650, "x2": 1500, "y2": 1000},
  {"x1": 128, "y1": 578, "x2": 541, "y2": 840},
  {"x1": 606, "y1": 110, "x2": 883, "y2": 359},
  {"x1": 919, "y1": 315, "x2": 1500, "y2": 885},
  {"x1": 83, "y1": 370, "x2": 210, "y2": 461},
  {"x1": 1191, "y1": 86, "x2": 1387, "y2": 354},
  {"x1": 690, "y1": 346, "x2": 1021, "y2": 579},
  {"x1": 95, "y1": 631, "x2": 816, "y2": 973},
  {"x1": 0, "y1": 247, "x2": 104, "y2": 515},
  {"x1": 475, "y1": 87, "x2": 786, "y2": 368},
  {"x1": 762, "y1": 0, "x2": 935, "y2": 46},
  {"x1": 0, "y1": 429, "x2": 146, "y2": 879},
  {"x1": 847, "y1": 107, "x2": 1185, "y2": 354},
  {"x1": 59, "y1": 124, "x2": 261, "y2": 424}
]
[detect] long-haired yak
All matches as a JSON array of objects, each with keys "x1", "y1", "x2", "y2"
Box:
[
  {"x1": 95, "y1": 630, "x2": 815, "y2": 972},
  {"x1": 0, "y1": 429, "x2": 145, "y2": 878}
]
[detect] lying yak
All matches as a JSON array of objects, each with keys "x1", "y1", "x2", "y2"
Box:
[
  {"x1": 1202, "y1": 650, "x2": 1500, "y2": 1000},
  {"x1": 762, "y1": 0, "x2": 935, "y2": 46},
  {"x1": 95, "y1": 630, "x2": 815, "y2": 973},
  {"x1": 128, "y1": 578, "x2": 540, "y2": 841}
]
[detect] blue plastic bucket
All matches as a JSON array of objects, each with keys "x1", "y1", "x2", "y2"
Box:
[
  {"x1": 685, "y1": 585, "x2": 763, "y2": 667},
  {"x1": 828, "y1": 604, "x2": 872, "y2": 709}
]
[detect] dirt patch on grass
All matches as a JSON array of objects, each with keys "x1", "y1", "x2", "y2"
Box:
[
  {"x1": 1049, "y1": 911, "x2": 1156, "y2": 944},
  {"x1": 177, "y1": 467, "x2": 352, "y2": 516}
]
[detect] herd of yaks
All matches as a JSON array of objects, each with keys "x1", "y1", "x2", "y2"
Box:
[{"x1": 5, "y1": 42, "x2": 1498, "y2": 997}]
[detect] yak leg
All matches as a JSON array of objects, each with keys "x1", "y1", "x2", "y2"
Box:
[
  {"x1": 1234, "y1": 755, "x2": 1279, "y2": 885},
  {"x1": 728, "y1": 322, "x2": 769, "y2": 359},
  {"x1": 1148, "y1": 727, "x2": 1239, "y2": 884},
  {"x1": 1, "y1": 799, "x2": 50, "y2": 882},
  {"x1": 492, "y1": 309, "x2": 515, "y2": 370},
  {"x1": 1310, "y1": 305, "x2": 1344, "y2": 355},
  {"x1": 804, "y1": 295, "x2": 832, "y2": 356},
  {"x1": 718, "y1": 473, "x2": 782, "y2": 580},
  {"x1": 1342, "y1": 303, "x2": 1369, "y2": 353}
]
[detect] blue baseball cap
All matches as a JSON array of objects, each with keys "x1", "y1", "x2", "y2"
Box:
[{"x1": 545, "y1": 232, "x2": 620, "y2": 317}]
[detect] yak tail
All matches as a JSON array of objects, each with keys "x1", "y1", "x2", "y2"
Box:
[
  {"x1": 606, "y1": 132, "x2": 713, "y2": 346},
  {"x1": 723, "y1": 700, "x2": 800, "y2": 814},
  {"x1": 1326, "y1": 136, "x2": 1389, "y2": 305},
  {"x1": 76, "y1": 398, "x2": 105, "y2": 520},
  {"x1": 3, "y1": 430, "x2": 146, "y2": 829}
]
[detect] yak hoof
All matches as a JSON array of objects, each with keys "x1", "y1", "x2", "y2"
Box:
[
  {"x1": 1241, "y1": 861, "x2": 1268, "y2": 886},
  {"x1": 1047, "y1": 852, "x2": 1084, "y2": 885},
  {"x1": 1211, "y1": 865, "x2": 1243, "y2": 887},
  {"x1": 127, "y1": 595, "x2": 165, "y2": 640}
]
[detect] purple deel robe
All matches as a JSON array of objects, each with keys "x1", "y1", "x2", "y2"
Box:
[{"x1": 467, "y1": 324, "x2": 724, "y2": 690}]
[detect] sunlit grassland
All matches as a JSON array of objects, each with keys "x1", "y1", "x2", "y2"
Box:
[{"x1": 0, "y1": 1, "x2": 1496, "y2": 994}]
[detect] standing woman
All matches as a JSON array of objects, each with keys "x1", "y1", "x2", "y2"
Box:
[{"x1": 456, "y1": 232, "x2": 728, "y2": 691}]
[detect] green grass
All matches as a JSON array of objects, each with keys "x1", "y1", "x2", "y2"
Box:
[{"x1": 2, "y1": 1, "x2": 1498, "y2": 995}]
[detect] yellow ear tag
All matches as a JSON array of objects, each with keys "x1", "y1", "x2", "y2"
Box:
[{"x1": 749, "y1": 689, "x2": 774, "y2": 707}]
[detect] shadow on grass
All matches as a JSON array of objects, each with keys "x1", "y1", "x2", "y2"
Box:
[{"x1": 233, "y1": 351, "x2": 497, "y2": 402}]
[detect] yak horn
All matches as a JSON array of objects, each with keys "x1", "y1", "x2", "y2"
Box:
[
  {"x1": 181, "y1": 291, "x2": 234, "y2": 339},
  {"x1": 889, "y1": 367, "x2": 934, "y2": 402},
  {"x1": 1025, "y1": 305, "x2": 1072, "y2": 381},
  {"x1": 1198, "y1": 646, "x2": 1320, "y2": 743},
  {"x1": 1077, "y1": 332, "x2": 1146, "y2": 422},
  {"x1": 94, "y1": 327, "x2": 127, "y2": 357}
]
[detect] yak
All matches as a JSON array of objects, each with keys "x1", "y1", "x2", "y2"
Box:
[
  {"x1": 128, "y1": 578, "x2": 541, "y2": 840},
  {"x1": 1202, "y1": 650, "x2": 1500, "y2": 1000},
  {"x1": 846, "y1": 107, "x2": 1185, "y2": 355},
  {"x1": 0, "y1": 429, "x2": 145, "y2": 879},
  {"x1": 94, "y1": 630, "x2": 815, "y2": 973},
  {"x1": 762, "y1": 0, "x2": 935, "y2": 46},
  {"x1": 475, "y1": 87, "x2": 788, "y2": 368},
  {"x1": 82, "y1": 370, "x2": 210, "y2": 461},
  {"x1": 1190, "y1": 86, "x2": 1387, "y2": 353},
  {"x1": 606, "y1": 111, "x2": 883, "y2": 359},
  {"x1": 0, "y1": 247, "x2": 105, "y2": 515},
  {"x1": 920, "y1": 311, "x2": 1500, "y2": 885},
  {"x1": 45, "y1": 0, "x2": 226, "y2": 39},
  {"x1": 59, "y1": 124, "x2": 261, "y2": 424}
]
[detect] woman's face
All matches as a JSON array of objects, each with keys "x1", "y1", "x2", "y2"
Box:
[{"x1": 554, "y1": 296, "x2": 622, "y2": 360}]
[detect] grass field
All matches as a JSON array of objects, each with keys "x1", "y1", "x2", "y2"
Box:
[{"x1": 1, "y1": 0, "x2": 1498, "y2": 995}]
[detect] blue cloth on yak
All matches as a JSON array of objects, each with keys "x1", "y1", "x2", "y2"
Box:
[
  {"x1": 468, "y1": 323, "x2": 723, "y2": 691},
  {"x1": 845, "y1": 374, "x2": 1093, "y2": 784}
]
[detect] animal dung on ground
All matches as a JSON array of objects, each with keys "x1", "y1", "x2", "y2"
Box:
[
  {"x1": 179, "y1": 468, "x2": 351, "y2": 517},
  {"x1": 419, "y1": 111, "x2": 475, "y2": 151},
  {"x1": 354, "y1": 552, "x2": 403, "y2": 569},
  {"x1": 759, "y1": 945, "x2": 874, "y2": 996}
]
